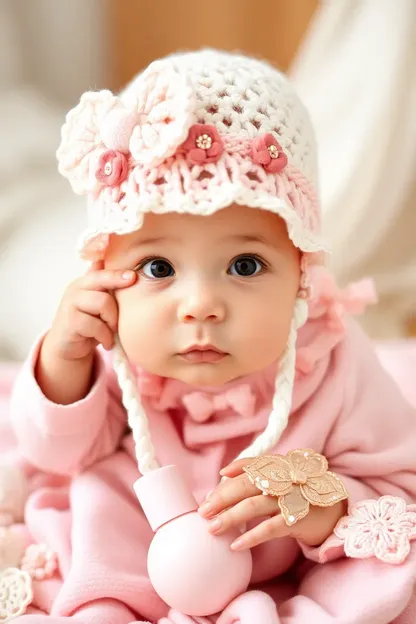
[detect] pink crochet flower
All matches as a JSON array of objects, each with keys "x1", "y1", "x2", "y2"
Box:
[
  {"x1": 334, "y1": 496, "x2": 416, "y2": 564},
  {"x1": 251, "y1": 133, "x2": 288, "y2": 173},
  {"x1": 95, "y1": 150, "x2": 129, "y2": 187},
  {"x1": 57, "y1": 60, "x2": 196, "y2": 194},
  {"x1": 181, "y1": 124, "x2": 224, "y2": 165},
  {"x1": 0, "y1": 568, "x2": 33, "y2": 621},
  {"x1": 57, "y1": 90, "x2": 121, "y2": 194},
  {"x1": 21, "y1": 544, "x2": 58, "y2": 581}
]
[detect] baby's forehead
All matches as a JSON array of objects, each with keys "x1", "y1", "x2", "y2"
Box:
[
  {"x1": 108, "y1": 205, "x2": 291, "y2": 257},
  {"x1": 139, "y1": 206, "x2": 287, "y2": 237}
]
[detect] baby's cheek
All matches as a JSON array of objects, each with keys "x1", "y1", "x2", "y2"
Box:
[{"x1": 117, "y1": 293, "x2": 167, "y2": 368}]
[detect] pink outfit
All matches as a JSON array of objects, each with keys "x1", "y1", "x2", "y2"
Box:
[{"x1": 6, "y1": 300, "x2": 416, "y2": 623}]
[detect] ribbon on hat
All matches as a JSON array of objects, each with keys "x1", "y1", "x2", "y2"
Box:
[{"x1": 182, "y1": 384, "x2": 256, "y2": 423}]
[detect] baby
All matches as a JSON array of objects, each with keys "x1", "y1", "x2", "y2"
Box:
[{"x1": 9, "y1": 49, "x2": 416, "y2": 623}]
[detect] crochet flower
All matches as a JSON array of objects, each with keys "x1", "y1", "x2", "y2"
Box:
[
  {"x1": 57, "y1": 90, "x2": 121, "y2": 194},
  {"x1": 57, "y1": 60, "x2": 195, "y2": 194},
  {"x1": 21, "y1": 544, "x2": 58, "y2": 581},
  {"x1": 334, "y1": 496, "x2": 416, "y2": 564},
  {"x1": 244, "y1": 449, "x2": 348, "y2": 526},
  {"x1": 95, "y1": 150, "x2": 129, "y2": 187},
  {"x1": 181, "y1": 124, "x2": 224, "y2": 165},
  {"x1": 0, "y1": 568, "x2": 33, "y2": 622},
  {"x1": 251, "y1": 133, "x2": 288, "y2": 173},
  {"x1": 128, "y1": 60, "x2": 195, "y2": 167}
]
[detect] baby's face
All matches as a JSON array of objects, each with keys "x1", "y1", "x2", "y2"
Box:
[{"x1": 105, "y1": 205, "x2": 300, "y2": 386}]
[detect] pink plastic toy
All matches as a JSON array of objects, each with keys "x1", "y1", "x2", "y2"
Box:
[{"x1": 135, "y1": 465, "x2": 252, "y2": 616}]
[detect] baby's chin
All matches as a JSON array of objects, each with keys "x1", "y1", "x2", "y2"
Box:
[{"x1": 161, "y1": 358, "x2": 257, "y2": 388}]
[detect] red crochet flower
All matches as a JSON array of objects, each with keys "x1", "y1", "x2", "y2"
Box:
[
  {"x1": 251, "y1": 133, "x2": 288, "y2": 173},
  {"x1": 181, "y1": 124, "x2": 224, "y2": 165},
  {"x1": 96, "y1": 150, "x2": 129, "y2": 186}
]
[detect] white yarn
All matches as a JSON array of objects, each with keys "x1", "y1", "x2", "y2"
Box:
[
  {"x1": 75, "y1": 50, "x2": 324, "y2": 262},
  {"x1": 235, "y1": 297, "x2": 308, "y2": 460},
  {"x1": 112, "y1": 336, "x2": 159, "y2": 474}
]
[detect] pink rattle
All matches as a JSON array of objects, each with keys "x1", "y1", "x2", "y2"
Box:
[{"x1": 113, "y1": 340, "x2": 252, "y2": 616}]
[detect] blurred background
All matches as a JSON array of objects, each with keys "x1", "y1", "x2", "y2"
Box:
[{"x1": 0, "y1": 0, "x2": 415, "y2": 361}]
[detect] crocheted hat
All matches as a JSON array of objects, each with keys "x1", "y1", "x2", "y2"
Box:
[
  {"x1": 57, "y1": 49, "x2": 325, "y2": 262},
  {"x1": 56, "y1": 49, "x2": 325, "y2": 473}
]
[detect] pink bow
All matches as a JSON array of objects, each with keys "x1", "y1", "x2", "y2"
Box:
[
  {"x1": 309, "y1": 267, "x2": 378, "y2": 331},
  {"x1": 182, "y1": 384, "x2": 256, "y2": 423}
]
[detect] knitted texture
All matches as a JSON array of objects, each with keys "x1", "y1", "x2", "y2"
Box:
[
  {"x1": 56, "y1": 49, "x2": 326, "y2": 261},
  {"x1": 112, "y1": 336, "x2": 159, "y2": 474},
  {"x1": 334, "y1": 496, "x2": 416, "y2": 564}
]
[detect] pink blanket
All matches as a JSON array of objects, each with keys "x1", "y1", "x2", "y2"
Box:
[{"x1": 1, "y1": 339, "x2": 416, "y2": 623}]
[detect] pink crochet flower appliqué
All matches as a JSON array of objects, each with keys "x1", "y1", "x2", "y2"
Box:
[
  {"x1": 21, "y1": 544, "x2": 58, "y2": 581},
  {"x1": 57, "y1": 59, "x2": 195, "y2": 195},
  {"x1": 95, "y1": 150, "x2": 129, "y2": 187},
  {"x1": 0, "y1": 568, "x2": 33, "y2": 622},
  {"x1": 334, "y1": 496, "x2": 416, "y2": 564},
  {"x1": 181, "y1": 124, "x2": 224, "y2": 165},
  {"x1": 251, "y1": 133, "x2": 288, "y2": 173}
]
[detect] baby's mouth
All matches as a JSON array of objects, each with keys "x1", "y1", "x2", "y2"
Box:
[{"x1": 179, "y1": 344, "x2": 228, "y2": 364}]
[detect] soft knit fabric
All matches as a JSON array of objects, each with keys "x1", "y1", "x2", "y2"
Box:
[
  {"x1": 7, "y1": 311, "x2": 416, "y2": 623},
  {"x1": 56, "y1": 50, "x2": 325, "y2": 263}
]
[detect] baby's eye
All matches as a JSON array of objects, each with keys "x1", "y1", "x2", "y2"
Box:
[
  {"x1": 228, "y1": 255, "x2": 265, "y2": 277},
  {"x1": 140, "y1": 258, "x2": 175, "y2": 279}
]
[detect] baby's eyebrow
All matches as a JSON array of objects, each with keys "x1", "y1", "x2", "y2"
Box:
[
  {"x1": 126, "y1": 236, "x2": 174, "y2": 248},
  {"x1": 224, "y1": 234, "x2": 271, "y2": 246}
]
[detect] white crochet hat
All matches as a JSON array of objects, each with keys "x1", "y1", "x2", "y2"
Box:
[{"x1": 57, "y1": 49, "x2": 325, "y2": 473}]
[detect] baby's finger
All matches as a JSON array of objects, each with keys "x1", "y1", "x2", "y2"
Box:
[
  {"x1": 220, "y1": 458, "x2": 254, "y2": 478},
  {"x1": 198, "y1": 473, "x2": 258, "y2": 518},
  {"x1": 78, "y1": 269, "x2": 136, "y2": 292},
  {"x1": 72, "y1": 311, "x2": 114, "y2": 351},
  {"x1": 88, "y1": 260, "x2": 104, "y2": 273},
  {"x1": 208, "y1": 494, "x2": 279, "y2": 535},
  {"x1": 74, "y1": 290, "x2": 119, "y2": 332},
  {"x1": 230, "y1": 514, "x2": 290, "y2": 551}
]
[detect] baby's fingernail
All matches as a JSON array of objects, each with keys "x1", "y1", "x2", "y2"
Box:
[
  {"x1": 209, "y1": 518, "x2": 222, "y2": 533},
  {"x1": 122, "y1": 270, "x2": 135, "y2": 280},
  {"x1": 198, "y1": 502, "x2": 212, "y2": 516},
  {"x1": 231, "y1": 538, "x2": 244, "y2": 550}
]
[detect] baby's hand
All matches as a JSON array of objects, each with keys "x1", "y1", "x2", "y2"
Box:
[
  {"x1": 36, "y1": 261, "x2": 136, "y2": 405},
  {"x1": 198, "y1": 458, "x2": 347, "y2": 550},
  {"x1": 45, "y1": 261, "x2": 136, "y2": 361}
]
